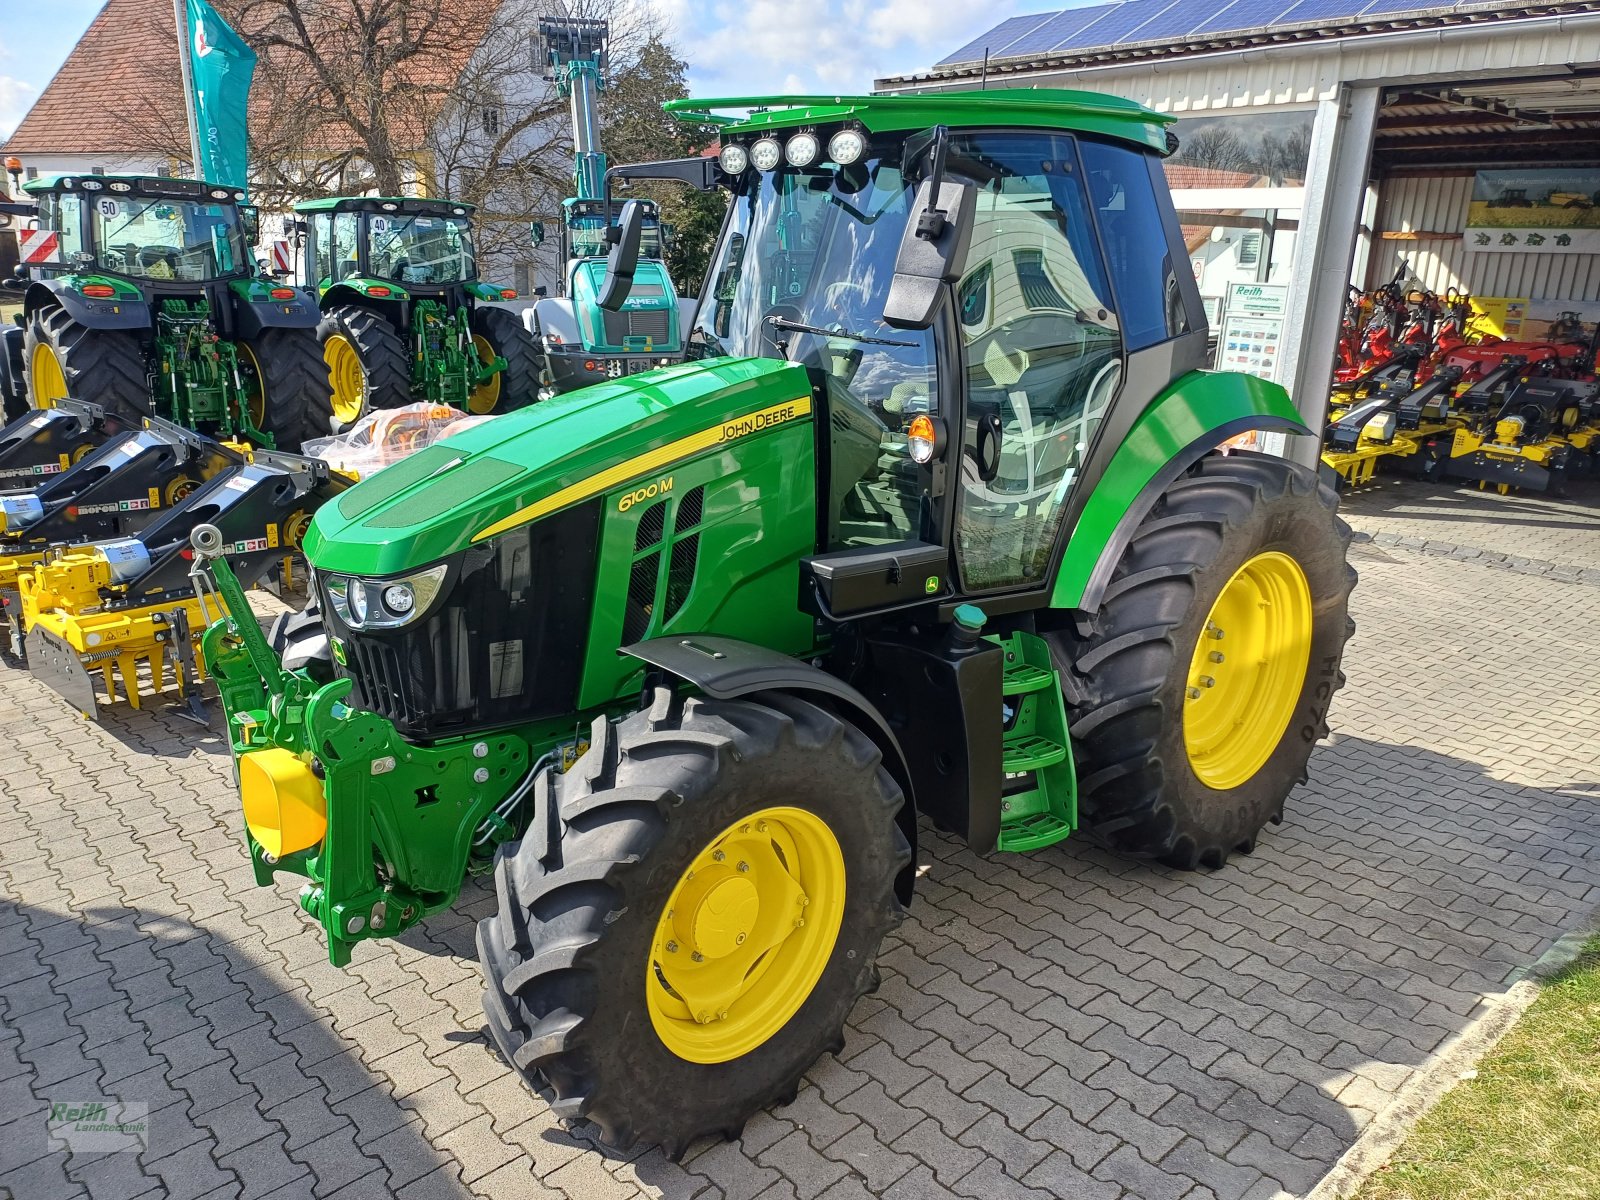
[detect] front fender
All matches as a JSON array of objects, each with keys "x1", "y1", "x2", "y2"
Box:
[
  {"x1": 24, "y1": 278, "x2": 150, "y2": 331},
  {"x1": 623, "y1": 634, "x2": 919, "y2": 906},
  {"x1": 228, "y1": 279, "x2": 319, "y2": 337},
  {"x1": 1051, "y1": 370, "x2": 1307, "y2": 612}
]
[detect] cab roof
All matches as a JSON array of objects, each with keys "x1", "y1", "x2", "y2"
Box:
[
  {"x1": 293, "y1": 195, "x2": 476, "y2": 216},
  {"x1": 21, "y1": 173, "x2": 247, "y2": 202},
  {"x1": 665, "y1": 89, "x2": 1172, "y2": 155}
]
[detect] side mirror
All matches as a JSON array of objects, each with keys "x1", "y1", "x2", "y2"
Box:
[
  {"x1": 533, "y1": 285, "x2": 548, "y2": 297},
  {"x1": 240, "y1": 204, "x2": 260, "y2": 244},
  {"x1": 529, "y1": 221, "x2": 546, "y2": 248},
  {"x1": 598, "y1": 200, "x2": 643, "y2": 313},
  {"x1": 883, "y1": 179, "x2": 977, "y2": 330}
]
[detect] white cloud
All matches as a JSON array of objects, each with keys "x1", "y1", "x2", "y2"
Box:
[
  {"x1": 675, "y1": 0, "x2": 1022, "y2": 98},
  {"x1": 0, "y1": 75, "x2": 38, "y2": 141}
]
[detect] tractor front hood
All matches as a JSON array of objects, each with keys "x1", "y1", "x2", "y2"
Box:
[{"x1": 304, "y1": 356, "x2": 814, "y2": 577}]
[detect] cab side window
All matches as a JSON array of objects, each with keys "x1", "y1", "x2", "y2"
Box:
[
  {"x1": 952, "y1": 132, "x2": 1123, "y2": 591},
  {"x1": 1079, "y1": 138, "x2": 1189, "y2": 349}
]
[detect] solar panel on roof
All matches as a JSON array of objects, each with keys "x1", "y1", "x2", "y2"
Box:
[
  {"x1": 1190, "y1": 0, "x2": 1298, "y2": 34},
  {"x1": 987, "y1": 4, "x2": 1124, "y2": 60},
  {"x1": 1133, "y1": 0, "x2": 1247, "y2": 42},
  {"x1": 936, "y1": 13, "x2": 1059, "y2": 66},
  {"x1": 1358, "y1": 0, "x2": 1463, "y2": 14},
  {"x1": 1058, "y1": 0, "x2": 1181, "y2": 48},
  {"x1": 938, "y1": 0, "x2": 1485, "y2": 67},
  {"x1": 1272, "y1": 0, "x2": 1374, "y2": 22}
]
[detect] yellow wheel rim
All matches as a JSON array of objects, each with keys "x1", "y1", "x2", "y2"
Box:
[
  {"x1": 237, "y1": 342, "x2": 269, "y2": 431},
  {"x1": 29, "y1": 342, "x2": 68, "y2": 409},
  {"x1": 1183, "y1": 551, "x2": 1313, "y2": 790},
  {"x1": 467, "y1": 333, "x2": 501, "y2": 415},
  {"x1": 646, "y1": 806, "x2": 846, "y2": 1064},
  {"x1": 323, "y1": 334, "x2": 366, "y2": 427}
]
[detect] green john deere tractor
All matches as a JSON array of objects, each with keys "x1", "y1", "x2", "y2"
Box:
[
  {"x1": 13, "y1": 174, "x2": 330, "y2": 448},
  {"x1": 295, "y1": 196, "x2": 542, "y2": 427},
  {"x1": 196, "y1": 91, "x2": 1356, "y2": 1154}
]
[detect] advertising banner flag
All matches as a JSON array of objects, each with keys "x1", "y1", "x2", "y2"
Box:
[{"x1": 185, "y1": 0, "x2": 256, "y2": 191}]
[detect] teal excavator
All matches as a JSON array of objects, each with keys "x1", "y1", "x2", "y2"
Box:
[{"x1": 526, "y1": 17, "x2": 689, "y2": 390}]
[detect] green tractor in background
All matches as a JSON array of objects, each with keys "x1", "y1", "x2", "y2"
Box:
[
  {"x1": 197, "y1": 90, "x2": 1356, "y2": 1155},
  {"x1": 295, "y1": 196, "x2": 542, "y2": 427},
  {"x1": 10, "y1": 174, "x2": 330, "y2": 448}
]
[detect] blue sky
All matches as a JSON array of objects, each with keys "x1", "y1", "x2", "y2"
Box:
[{"x1": 0, "y1": 1, "x2": 1071, "y2": 140}]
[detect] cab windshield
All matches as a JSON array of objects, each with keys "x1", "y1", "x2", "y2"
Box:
[
  {"x1": 693, "y1": 157, "x2": 936, "y2": 417},
  {"x1": 91, "y1": 197, "x2": 248, "y2": 281},
  {"x1": 692, "y1": 157, "x2": 937, "y2": 547},
  {"x1": 368, "y1": 213, "x2": 476, "y2": 284},
  {"x1": 569, "y1": 212, "x2": 663, "y2": 260}
]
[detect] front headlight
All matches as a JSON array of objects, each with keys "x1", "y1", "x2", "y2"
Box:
[{"x1": 325, "y1": 563, "x2": 449, "y2": 630}]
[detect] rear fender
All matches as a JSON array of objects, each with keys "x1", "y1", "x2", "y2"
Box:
[
  {"x1": 228, "y1": 279, "x2": 320, "y2": 337},
  {"x1": 1051, "y1": 370, "x2": 1307, "y2": 613},
  {"x1": 323, "y1": 277, "x2": 410, "y2": 305},
  {"x1": 622, "y1": 634, "x2": 920, "y2": 906},
  {"x1": 24, "y1": 278, "x2": 150, "y2": 331}
]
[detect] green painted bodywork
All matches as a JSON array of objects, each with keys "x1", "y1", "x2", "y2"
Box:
[
  {"x1": 229, "y1": 277, "x2": 297, "y2": 304},
  {"x1": 60, "y1": 273, "x2": 143, "y2": 301},
  {"x1": 568, "y1": 258, "x2": 680, "y2": 353},
  {"x1": 1050, "y1": 370, "x2": 1303, "y2": 608},
  {"x1": 666, "y1": 90, "x2": 1173, "y2": 154},
  {"x1": 206, "y1": 355, "x2": 819, "y2": 964},
  {"x1": 319, "y1": 277, "x2": 412, "y2": 302},
  {"x1": 304, "y1": 356, "x2": 813, "y2": 574}
]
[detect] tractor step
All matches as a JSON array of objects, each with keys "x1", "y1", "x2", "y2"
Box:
[
  {"x1": 993, "y1": 630, "x2": 1077, "y2": 853},
  {"x1": 1001, "y1": 660, "x2": 1055, "y2": 695}
]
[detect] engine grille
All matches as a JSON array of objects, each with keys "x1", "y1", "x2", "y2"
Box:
[{"x1": 600, "y1": 307, "x2": 671, "y2": 347}]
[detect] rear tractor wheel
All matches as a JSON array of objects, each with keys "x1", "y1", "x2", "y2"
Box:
[
  {"x1": 477, "y1": 689, "x2": 909, "y2": 1154},
  {"x1": 22, "y1": 304, "x2": 151, "y2": 424},
  {"x1": 238, "y1": 327, "x2": 333, "y2": 450},
  {"x1": 1050, "y1": 451, "x2": 1356, "y2": 869},
  {"x1": 317, "y1": 305, "x2": 410, "y2": 431},
  {"x1": 467, "y1": 306, "x2": 541, "y2": 415}
]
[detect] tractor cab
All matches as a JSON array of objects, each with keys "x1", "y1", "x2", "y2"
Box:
[
  {"x1": 22, "y1": 173, "x2": 255, "y2": 290},
  {"x1": 676, "y1": 99, "x2": 1201, "y2": 602}
]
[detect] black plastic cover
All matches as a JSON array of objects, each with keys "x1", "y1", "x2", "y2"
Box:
[
  {"x1": 329, "y1": 499, "x2": 601, "y2": 741},
  {"x1": 801, "y1": 540, "x2": 949, "y2": 619}
]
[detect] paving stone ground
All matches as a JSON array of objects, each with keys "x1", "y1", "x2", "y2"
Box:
[{"x1": 2, "y1": 491, "x2": 1599, "y2": 1200}]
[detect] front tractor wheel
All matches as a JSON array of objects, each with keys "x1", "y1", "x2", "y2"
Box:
[
  {"x1": 478, "y1": 689, "x2": 909, "y2": 1154},
  {"x1": 1051, "y1": 451, "x2": 1356, "y2": 869},
  {"x1": 318, "y1": 305, "x2": 410, "y2": 430}
]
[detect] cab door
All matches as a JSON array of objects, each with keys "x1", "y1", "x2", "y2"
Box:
[{"x1": 947, "y1": 132, "x2": 1124, "y2": 594}]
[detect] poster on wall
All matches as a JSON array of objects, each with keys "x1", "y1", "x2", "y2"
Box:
[
  {"x1": 1470, "y1": 297, "x2": 1599, "y2": 343},
  {"x1": 1465, "y1": 169, "x2": 1600, "y2": 254}
]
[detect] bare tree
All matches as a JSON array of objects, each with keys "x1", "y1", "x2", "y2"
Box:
[{"x1": 1172, "y1": 125, "x2": 1255, "y2": 175}]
